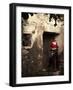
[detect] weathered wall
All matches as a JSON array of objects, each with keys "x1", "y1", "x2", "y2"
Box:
[{"x1": 22, "y1": 13, "x2": 64, "y2": 53}]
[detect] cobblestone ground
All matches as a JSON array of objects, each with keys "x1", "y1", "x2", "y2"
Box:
[{"x1": 22, "y1": 48, "x2": 64, "y2": 77}]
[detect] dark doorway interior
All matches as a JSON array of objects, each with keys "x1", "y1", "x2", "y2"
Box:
[{"x1": 43, "y1": 32, "x2": 60, "y2": 75}]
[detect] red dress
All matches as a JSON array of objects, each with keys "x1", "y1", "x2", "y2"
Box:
[
  {"x1": 50, "y1": 40, "x2": 58, "y2": 50},
  {"x1": 50, "y1": 40, "x2": 59, "y2": 71}
]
